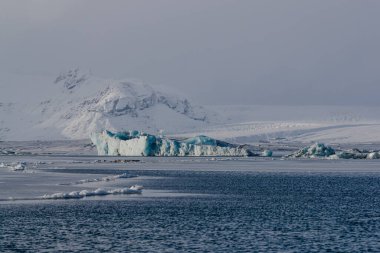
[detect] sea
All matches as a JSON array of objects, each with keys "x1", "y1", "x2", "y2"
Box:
[{"x1": 1, "y1": 157, "x2": 380, "y2": 252}]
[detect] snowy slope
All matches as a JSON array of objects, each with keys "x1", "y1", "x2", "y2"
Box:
[{"x1": 0, "y1": 69, "x2": 213, "y2": 140}]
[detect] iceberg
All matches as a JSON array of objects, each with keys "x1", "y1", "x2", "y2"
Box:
[
  {"x1": 288, "y1": 143, "x2": 380, "y2": 159},
  {"x1": 333, "y1": 149, "x2": 380, "y2": 159},
  {"x1": 367, "y1": 152, "x2": 380, "y2": 159},
  {"x1": 333, "y1": 149, "x2": 369, "y2": 159},
  {"x1": 62, "y1": 173, "x2": 137, "y2": 185},
  {"x1": 288, "y1": 143, "x2": 336, "y2": 158},
  {"x1": 90, "y1": 130, "x2": 254, "y2": 157},
  {"x1": 261, "y1": 150, "x2": 273, "y2": 157}
]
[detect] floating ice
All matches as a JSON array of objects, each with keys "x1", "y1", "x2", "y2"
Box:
[
  {"x1": 41, "y1": 185, "x2": 143, "y2": 199},
  {"x1": 67, "y1": 173, "x2": 137, "y2": 185},
  {"x1": 261, "y1": 150, "x2": 273, "y2": 157},
  {"x1": 90, "y1": 130, "x2": 253, "y2": 157},
  {"x1": 334, "y1": 149, "x2": 380, "y2": 159},
  {"x1": 367, "y1": 152, "x2": 380, "y2": 159},
  {"x1": 288, "y1": 143, "x2": 336, "y2": 158},
  {"x1": 333, "y1": 149, "x2": 369, "y2": 159},
  {"x1": 288, "y1": 143, "x2": 380, "y2": 159},
  {"x1": 0, "y1": 162, "x2": 28, "y2": 171},
  {"x1": 12, "y1": 162, "x2": 27, "y2": 171}
]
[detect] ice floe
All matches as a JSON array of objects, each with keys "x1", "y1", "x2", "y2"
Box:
[
  {"x1": 41, "y1": 185, "x2": 143, "y2": 199},
  {"x1": 64, "y1": 173, "x2": 137, "y2": 185}
]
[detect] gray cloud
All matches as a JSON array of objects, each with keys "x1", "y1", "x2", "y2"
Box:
[{"x1": 1, "y1": 0, "x2": 379, "y2": 105}]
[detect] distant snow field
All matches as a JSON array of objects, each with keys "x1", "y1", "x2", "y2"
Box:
[{"x1": 175, "y1": 105, "x2": 380, "y2": 145}]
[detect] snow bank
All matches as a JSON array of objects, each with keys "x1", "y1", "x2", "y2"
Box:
[
  {"x1": 41, "y1": 185, "x2": 143, "y2": 199},
  {"x1": 90, "y1": 130, "x2": 253, "y2": 157}
]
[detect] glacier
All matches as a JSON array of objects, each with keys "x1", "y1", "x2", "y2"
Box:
[{"x1": 90, "y1": 130, "x2": 254, "y2": 157}]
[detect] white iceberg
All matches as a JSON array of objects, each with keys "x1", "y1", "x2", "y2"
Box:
[{"x1": 90, "y1": 130, "x2": 253, "y2": 157}]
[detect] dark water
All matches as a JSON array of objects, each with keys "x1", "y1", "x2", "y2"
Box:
[{"x1": 2, "y1": 170, "x2": 380, "y2": 252}]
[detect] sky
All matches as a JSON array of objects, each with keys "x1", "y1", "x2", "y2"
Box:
[{"x1": 0, "y1": 0, "x2": 380, "y2": 105}]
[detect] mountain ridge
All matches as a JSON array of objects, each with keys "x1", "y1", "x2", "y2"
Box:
[{"x1": 0, "y1": 69, "x2": 215, "y2": 140}]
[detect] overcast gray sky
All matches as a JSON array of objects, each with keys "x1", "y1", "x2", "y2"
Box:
[{"x1": 1, "y1": 0, "x2": 380, "y2": 105}]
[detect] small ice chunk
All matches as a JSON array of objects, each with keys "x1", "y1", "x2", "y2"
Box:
[
  {"x1": 367, "y1": 152, "x2": 380, "y2": 159},
  {"x1": 129, "y1": 185, "x2": 144, "y2": 191},
  {"x1": 12, "y1": 162, "x2": 27, "y2": 171},
  {"x1": 94, "y1": 188, "x2": 108, "y2": 195},
  {"x1": 1, "y1": 162, "x2": 28, "y2": 171},
  {"x1": 70, "y1": 173, "x2": 136, "y2": 185},
  {"x1": 261, "y1": 150, "x2": 273, "y2": 157}
]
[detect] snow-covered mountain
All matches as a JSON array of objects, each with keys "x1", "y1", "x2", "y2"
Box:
[
  {"x1": 0, "y1": 69, "x2": 214, "y2": 140},
  {"x1": 2, "y1": 69, "x2": 380, "y2": 144}
]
